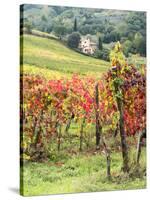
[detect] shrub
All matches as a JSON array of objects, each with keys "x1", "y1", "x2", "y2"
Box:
[
  {"x1": 67, "y1": 32, "x2": 81, "y2": 48},
  {"x1": 94, "y1": 48, "x2": 110, "y2": 61}
]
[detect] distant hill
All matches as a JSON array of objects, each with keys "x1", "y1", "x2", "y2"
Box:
[
  {"x1": 21, "y1": 4, "x2": 128, "y2": 24},
  {"x1": 20, "y1": 4, "x2": 146, "y2": 57},
  {"x1": 20, "y1": 4, "x2": 146, "y2": 37}
]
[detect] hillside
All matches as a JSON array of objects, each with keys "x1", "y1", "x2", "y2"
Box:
[
  {"x1": 21, "y1": 5, "x2": 133, "y2": 31},
  {"x1": 21, "y1": 5, "x2": 146, "y2": 58},
  {"x1": 21, "y1": 34, "x2": 109, "y2": 77}
]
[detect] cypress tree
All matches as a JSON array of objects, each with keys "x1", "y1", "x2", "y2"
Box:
[
  {"x1": 98, "y1": 36, "x2": 103, "y2": 50},
  {"x1": 74, "y1": 18, "x2": 77, "y2": 32}
]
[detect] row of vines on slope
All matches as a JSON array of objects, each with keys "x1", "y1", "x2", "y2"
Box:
[{"x1": 20, "y1": 42, "x2": 146, "y2": 176}]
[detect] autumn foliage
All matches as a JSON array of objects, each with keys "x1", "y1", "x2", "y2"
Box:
[{"x1": 20, "y1": 43, "x2": 146, "y2": 165}]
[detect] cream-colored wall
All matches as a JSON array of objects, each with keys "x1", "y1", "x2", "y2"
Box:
[{"x1": 79, "y1": 38, "x2": 96, "y2": 54}]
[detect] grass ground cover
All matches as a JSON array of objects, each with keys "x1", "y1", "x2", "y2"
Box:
[{"x1": 21, "y1": 148, "x2": 146, "y2": 196}]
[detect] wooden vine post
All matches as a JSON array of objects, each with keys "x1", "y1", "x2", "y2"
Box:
[
  {"x1": 112, "y1": 65, "x2": 129, "y2": 173},
  {"x1": 136, "y1": 128, "x2": 146, "y2": 164},
  {"x1": 79, "y1": 117, "x2": 86, "y2": 151},
  {"x1": 95, "y1": 82, "x2": 102, "y2": 150},
  {"x1": 101, "y1": 137, "x2": 111, "y2": 180},
  {"x1": 95, "y1": 82, "x2": 111, "y2": 179},
  {"x1": 57, "y1": 124, "x2": 62, "y2": 152},
  {"x1": 32, "y1": 110, "x2": 44, "y2": 148}
]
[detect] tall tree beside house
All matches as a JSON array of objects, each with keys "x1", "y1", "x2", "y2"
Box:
[
  {"x1": 74, "y1": 18, "x2": 77, "y2": 32},
  {"x1": 67, "y1": 32, "x2": 81, "y2": 48}
]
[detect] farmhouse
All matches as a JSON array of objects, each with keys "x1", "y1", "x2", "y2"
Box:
[{"x1": 78, "y1": 37, "x2": 97, "y2": 55}]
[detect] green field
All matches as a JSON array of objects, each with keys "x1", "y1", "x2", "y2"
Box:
[
  {"x1": 21, "y1": 148, "x2": 146, "y2": 196},
  {"x1": 21, "y1": 34, "x2": 109, "y2": 78}
]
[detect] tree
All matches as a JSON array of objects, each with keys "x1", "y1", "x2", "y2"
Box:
[
  {"x1": 24, "y1": 20, "x2": 32, "y2": 34},
  {"x1": 67, "y1": 32, "x2": 81, "y2": 48},
  {"x1": 133, "y1": 32, "x2": 146, "y2": 56},
  {"x1": 134, "y1": 32, "x2": 143, "y2": 49},
  {"x1": 110, "y1": 42, "x2": 129, "y2": 172},
  {"x1": 74, "y1": 18, "x2": 77, "y2": 32},
  {"x1": 94, "y1": 48, "x2": 110, "y2": 61},
  {"x1": 123, "y1": 40, "x2": 133, "y2": 57},
  {"x1": 139, "y1": 38, "x2": 146, "y2": 56},
  {"x1": 103, "y1": 33, "x2": 110, "y2": 43},
  {"x1": 106, "y1": 25, "x2": 114, "y2": 33},
  {"x1": 53, "y1": 25, "x2": 67, "y2": 40},
  {"x1": 110, "y1": 31, "x2": 120, "y2": 42},
  {"x1": 98, "y1": 36, "x2": 103, "y2": 50},
  {"x1": 41, "y1": 15, "x2": 47, "y2": 22},
  {"x1": 79, "y1": 25, "x2": 93, "y2": 35}
]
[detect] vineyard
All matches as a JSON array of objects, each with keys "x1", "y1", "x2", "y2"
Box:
[{"x1": 20, "y1": 38, "x2": 146, "y2": 196}]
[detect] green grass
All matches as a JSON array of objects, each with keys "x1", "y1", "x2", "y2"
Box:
[
  {"x1": 21, "y1": 148, "x2": 146, "y2": 196},
  {"x1": 21, "y1": 34, "x2": 109, "y2": 77},
  {"x1": 31, "y1": 29, "x2": 59, "y2": 40}
]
